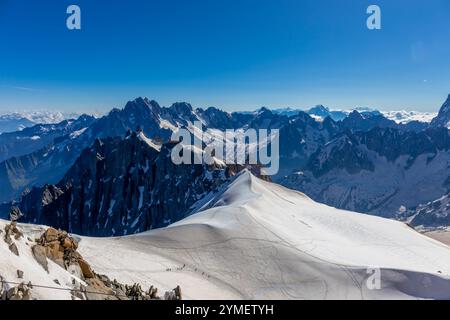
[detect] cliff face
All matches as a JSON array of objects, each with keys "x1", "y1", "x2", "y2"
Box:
[
  {"x1": 14, "y1": 132, "x2": 233, "y2": 236},
  {"x1": 431, "y1": 94, "x2": 450, "y2": 128}
]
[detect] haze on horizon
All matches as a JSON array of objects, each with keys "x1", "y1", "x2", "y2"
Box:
[{"x1": 0, "y1": 0, "x2": 449, "y2": 113}]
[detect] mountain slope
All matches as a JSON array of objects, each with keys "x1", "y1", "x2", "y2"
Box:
[
  {"x1": 77, "y1": 171, "x2": 450, "y2": 299},
  {"x1": 0, "y1": 98, "x2": 331, "y2": 202},
  {"x1": 0, "y1": 111, "x2": 76, "y2": 134},
  {"x1": 0, "y1": 99, "x2": 175, "y2": 202},
  {"x1": 281, "y1": 127, "x2": 450, "y2": 220},
  {"x1": 2, "y1": 171, "x2": 450, "y2": 299},
  {"x1": 0, "y1": 220, "x2": 181, "y2": 300},
  {"x1": 0, "y1": 115, "x2": 96, "y2": 162},
  {"x1": 431, "y1": 94, "x2": 450, "y2": 128},
  {"x1": 6, "y1": 131, "x2": 237, "y2": 236},
  {"x1": 406, "y1": 194, "x2": 450, "y2": 228}
]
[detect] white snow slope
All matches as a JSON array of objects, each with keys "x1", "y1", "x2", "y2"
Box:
[
  {"x1": 80, "y1": 171, "x2": 450, "y2": 300},
  {"x1": 0, "y1": 222, "x2": 76, "y2": 299},
  {"x1": 2, "y1": 171, "x2": 450, "y2": 299}
]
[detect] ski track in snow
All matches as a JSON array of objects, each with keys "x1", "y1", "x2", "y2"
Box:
[{"x1": 2, "y1": 171, "x2": 450, "y2": 299}]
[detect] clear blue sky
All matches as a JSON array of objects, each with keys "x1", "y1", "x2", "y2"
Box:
[{"x1": 0, "y1": 0, "x2": 449, "y2": 113}]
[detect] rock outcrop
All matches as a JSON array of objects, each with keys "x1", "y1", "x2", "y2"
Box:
[
  {"x1": 431, "y1": 94, "x2": 450, "y2": 128},
  {"x1": 29, "y1": 226, "x2": 182, "y2": 300},
  {"x1": 3, "y1": 217, "x2": 23, "y2": 257},
  {"x1": 33, "y1": 227, "x2": 85, "y2": 275},
  {"x1": 1, "y1": 282, "x2": 33, "y2": 300}
]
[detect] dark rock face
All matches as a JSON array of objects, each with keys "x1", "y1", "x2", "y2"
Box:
[
  {"x1": 280, "y1": 125, "x2": 450, "y2": 222},
  {"x1": 302, "y1": 126, "x2": 450, "y2": 176},
  {"x1": 340, "y1": 111, "x2": 397, "y2": 132},
  {"x1": 2, "y1": 96, "x2": 450, "y2": 229},
  {"x1": 274, "y1": 112, "x2": 340, "y2": 178},
  {"x1": 0, "y1": 97, "x2": 334, "y2": 203},
  {"x1": 355, "y1": 127, "x2": 449, "y2": 165},
  {"x1": 407, "y1": 194, "x2": 450, "y2": 228},
  {"x1": 307, "y1": 105, "x2": 348, "y2": 122},
  {"x1": 431, "y1": 94, "x2": 450, "y2": 128},
  {"x1": 12, "y1": 132, "x2": 234, "y2": 236},
  {"x1": 0, "y1": 98, "x2": 178, "y2": 203},
  {"x1": 196, "y1": 107, "x2": 253, "y2": 130},
  {"x1": 307, "y1": 133, "x2": 374, "y2": 178}
]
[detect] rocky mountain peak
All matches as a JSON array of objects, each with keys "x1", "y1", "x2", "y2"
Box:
[
  {"x1": 122, "y1": 98, "x2": 164, "y2": 121},
  {"x1": 307, "y1": 132, "x2": 374, "y2": 177},
  {"x1": 431, "y1": 94, "x2": 450, "y2": 128},
  {"x1": 308, "y1": 105, "x2": 330, "y2": 116},
  {"x1": 10, "y1": 133, "x2": 236, "y2": 236},
  {"x1": 170, "y1": 102, "x2": 193, "y2": 115},
  {"x1": 254, "y1": 107, "x2": 275, "y2": 119}
]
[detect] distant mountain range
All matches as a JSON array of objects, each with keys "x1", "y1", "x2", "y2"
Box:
[
  {"x1": 2, "y1": 95, "x2": 450, "y2": 233},
  {"x1": 0, "y1": 111, "x2": 83, "y2": 134},
  {"x1": 270, "y1": 105, "x2": 436, "y2": 124},
  {"x1": 0, "y1": 115, "x2": 96, "y2": 162},
  {"x1": 7, "y1": 131, "x2": 246, "y2": 236}
]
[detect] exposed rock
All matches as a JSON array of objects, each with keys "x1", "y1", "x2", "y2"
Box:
[
  {"x1": 13, "y1": 133, "x2": 238, "y2": 236},
  {"x1": 9, "y1": 243, "x2": 19, "y2": 256},
  {"x1": 148, "y1": 285, "x2": 158, "y2": 299},
  {"x1": 3, "y1": 233, "x2": 12, "y2": 245},
  {"x1": 431, "y1": 94, "x2": 450, "y2": 128},
  {"x1": 9, "y1": 206, "x2": 23, "y2": 222},
  {"x1": 84, "y1": 278, "x2": 117, "y2": 301},
  {"x1": 32, "y1": 245, "x2": 49, "y2": 272},
  {"x1": 174, "y1": 285, "x2": 182, "y2": 300},
  {"x1": 164, "y1": 290, "x2": 178, "y2": 300},
  {"x1": 62, "y1": 237, "x2": 78, "y2": 250},
  {"x1": 33, "y1": 227, "x2": 84, "y2": 272},
  {"x1": 0, "y1": 275, "x2": 5, "y2": 298},
  {"x1": 78, "y1": 259, "x2": 95, "y2": 279},
  {"x1": 42, "y1": 228, "x2": 59, "y2": 242},
  {"x1": 44, "y1": 244, "x2": 65, "y2": 269},
  {"x1": 7, "y1": 283, "x2": 32, "y2": 300},
  {"x1": 85, "y1": 273, "x2": 180, "y2": 301},
  {"x1": 125, "y1": 283, "x2": 146, "y2": 300},
  {"x1": 9, "y1": 225, "x2": 182, "y2": 301},
  {"x1": 71, "y1": 288, "x2": 85, "y2": 300},
  {"x1": 3, "y1": 221, "x2": 23, "y2": 245}
]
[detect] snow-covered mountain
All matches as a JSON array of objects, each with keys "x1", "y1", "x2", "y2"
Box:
[
  {"x1": 1, "y1": 95, "x2": 449, "y2": 229},
  {"x1": 405, "y1": 194, "x2": 450, "y2": 228},
  {"x1": 4, "y1": 131, "x2": 249, "y2": 236},
  {"x1": 273, "y1": 104, "x2": 435, "y2": 125},
  {"x1": 0, "y1": 98, "x2": 330, "y2": 202},
  {"x1": 2, "y1": 171, "x2": 450, "y2": 299},
  {"x1": 280, "y1": 127, "x2": 450, "y2": 222},
  {"x1": 272, "y1": 105, "x2": 376, "y2": 122},
  {"x1": 0, "y1": 114, "x2": 96, "y2": 162},
  {"x1": 0, "y1": 111, "x2": 80, "y2": 134},
  {"x1": 0, "y1": 219, "x2": 181, "y2": 300}
]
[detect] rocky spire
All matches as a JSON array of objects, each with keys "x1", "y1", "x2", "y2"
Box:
[{"x1": 431, "y1": 94, "x2": 450, "y2": 128}]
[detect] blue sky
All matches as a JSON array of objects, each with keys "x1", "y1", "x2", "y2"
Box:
[{"x1": 0, "y1": 0, "x2": 449, "y2": 113}]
